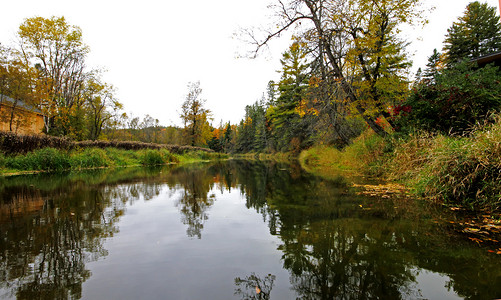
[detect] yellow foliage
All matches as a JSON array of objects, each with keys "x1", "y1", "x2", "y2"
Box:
[
  {"x1": 295, "y1": 99, "x2": 319, "y2": 118},
  {"x1": 245, "y1": 116, "x2": 252, "y2": 126}
]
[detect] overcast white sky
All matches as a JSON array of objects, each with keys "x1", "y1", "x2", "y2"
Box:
[{"x1": 1, "y1": 0, "x2": 500, "y2": 127}]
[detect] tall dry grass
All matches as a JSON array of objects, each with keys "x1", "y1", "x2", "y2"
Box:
[
  {"x1": 301, "y1": 114, "x2": 501, "y2": 210},
  {"x1": 389, "y1": 115, "x2": 501, "y2": 210}
]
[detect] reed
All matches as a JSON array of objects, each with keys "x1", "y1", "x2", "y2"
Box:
[
  {"x1": 409, "y1": 116, "x2": 501, "y2": 210},
  {"x1": 139, "y1": 149, "x2": 167, "y2": 166}
]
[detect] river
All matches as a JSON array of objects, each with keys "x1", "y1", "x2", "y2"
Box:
[{"x1": 0, "y1": 160, "x2": 499, "y2": 299}]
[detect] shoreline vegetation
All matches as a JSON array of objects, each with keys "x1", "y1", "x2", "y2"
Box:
[
  {"x1": 0, "y1": 132, "x2": 227, "y2": 176},
  {"x1": 299, "y1": 115, "x2": 501, "y2": 213},
  {"x1": 1, "y1": 125, "x2": 500, "y2": 247},
  {"x1": 3, "y1": 117, "x2": 499, "y2": 215},
  {"x1": 296, "y1": 115, "x2": 501, "y2": 243},
  {"x1": 228, "y1": 114, "x2": 501, "y2": 217}
]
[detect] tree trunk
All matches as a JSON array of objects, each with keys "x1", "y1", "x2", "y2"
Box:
[
  {"x1": 8, "y1": 101, "x2": 18, "y2": 132},
  {"x1": 305, "y1": 1, "x2": 389, "y2": 138}
]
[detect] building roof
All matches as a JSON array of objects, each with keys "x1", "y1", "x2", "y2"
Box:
[
  {"x1": 0, "y1": 94, "x2": 42, "y2": 114},
  {"x1": 471, "y1": 51, "x2": 501, "y2": 67}
]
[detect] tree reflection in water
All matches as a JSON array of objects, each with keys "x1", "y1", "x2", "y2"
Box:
[
  {"x1": 160, "y1": 165, "x2": 217, "y2": 239},
  {"x1": 234, "y1": 273, "x2": 276, "y2": 300},
  {"x1": 0, "y1": 162, "x2": 500, "y2": 299},
  {"x1": 0, "y1": 168, "x2": 168, "y2": 299},
  {"x1": 0, "y1": 188, "x2": 122, "y2": 299},
  {"x1": 226, "y1": 160, "x2": 501, "y2": 299}
]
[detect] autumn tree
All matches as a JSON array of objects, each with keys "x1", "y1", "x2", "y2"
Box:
[
  {"x1": 247, "y1": 0, "x2": 423, "y2": 137},
  {"x1": 443, "y1": 1, "x2": 501, "y2": 64},
  {"x1": 180, "y1": 81, "x2": 212, "y2": 146},
  {"x1": 83, "y1": 75, "x2": 122, "y2": 140},
  {"x1": 207, "y1": 123, "x2": 224, "y2": 152},
  {"x1": 0, "y1": 44, "x2": 38, "y2": 132},
  {"x1": 305, "y1": 73, "x2": 364, "y2": 146},
  {"x1": 17, "y1": 16, "x2": 90, "y2": 135},
  {"x1": 139, "y1": 114, "x2": 161, "y2": 143}
]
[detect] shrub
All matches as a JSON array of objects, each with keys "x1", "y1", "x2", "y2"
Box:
[
  {"x1": 160, "y1": 149, "x2": 180, "y2": 163},
  {"x1": 0, "y1": 131, "x2": 215, "y2": 156},
  {"x1": 299, "y1": 130, "x2": 387, "y2": 176},
  {"x1": 0, "y1": 132, "x2": 72, "y2": 155},
  {"x1": 343, "y1": 130, "x2": 387, "y2": 175},
  {"x1": 399, "y1": 62, "x2": 501, "y2": 135},
  {"x1": 6, "y1": 148, "x2": 72, "y2": 171},
  {"x1": 139, "y1": 150, "x2": 165, "y2": 166},
  {"x1": 34, "y1": 148, "x2": 71, "y2": 171},
  {"x1": 393, "y1": 116, "x2": 501, "y2": 210},
  {"x1": 71, "y1": 148, "x2": 110, "y2": 169}
]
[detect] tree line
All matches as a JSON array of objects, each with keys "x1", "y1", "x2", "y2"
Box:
[
  {"x1": 198, "y1": 0, "x2": 501, "y2": 153},
  {"x1": 0, "y1": 17, "x2": 122, "y2": 140},
  {"x1": 2, "y1": 1, "x2": 500, "y2": 152},
  {"x1": 0, "y1": 16, "x2": 185, "y2": 144}
]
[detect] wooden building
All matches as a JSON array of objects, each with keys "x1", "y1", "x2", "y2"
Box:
[
  {"x1": 472, "y1": 51, "x2": 501, "y2": 68},
  {"x1": 0, "y1": 94, "x2": 44, "y2": 135}
]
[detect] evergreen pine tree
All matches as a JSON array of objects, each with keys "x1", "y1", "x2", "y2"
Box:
[
  {"x1": 443, "y1": 1, "x2": 501, "y2": 64},
  {"x1": 269, "y1": 42, "x2": 310, "y2": 151},
  {"x1": 423, "y1": 49, "x2": 442, "y2": 83}
]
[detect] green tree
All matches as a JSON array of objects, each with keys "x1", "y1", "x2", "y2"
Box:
[
  {"x1": 223, "y1": 123, "x2": 234, "y2": 153},
  {"x1": 266, "y1": 80, "x2": 277, "y2": 106},
  {"x1": 235, "y1": 100, "x2": 269, "y2": 153},
  {"x1": 422, "y1": 49, "x2": 443, "y2": 83},
  {"x1": 180, "y1": 81, "x2": 212, "y2": 146},
  {"x1": 268, "y1": 42, "x2": 312, "y2": 152},
  {"x1": 443, "y1": 1, "x2": 501, "y2": 64},
  {"x1": 253, "y1": 96, "x2": 270, "y2": 152}
]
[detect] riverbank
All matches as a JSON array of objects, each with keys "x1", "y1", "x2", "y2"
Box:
[
  {"x1": 0, "y1": 146, "x2": 228, "y2": 176},
  {"x1": 300, "y1": 115, "x2": 501, "y2": 212},
  {"x1": 298, "y1": 118, "x2": 501, "y2": 249}
]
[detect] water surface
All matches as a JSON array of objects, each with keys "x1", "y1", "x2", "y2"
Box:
[{"x1": 0, "y1": 161, "x2": 500, "y2": 299}]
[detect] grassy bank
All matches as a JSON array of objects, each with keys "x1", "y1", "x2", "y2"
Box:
[
  {"x1": 0, "y1": 147, "x2": 228, "y2": 175},
  {"x1": 300, "y1": 115, "x2": 501, "y2": 211}
]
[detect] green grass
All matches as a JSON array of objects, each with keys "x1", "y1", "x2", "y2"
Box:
[
  {"x1": 4, "y1": 148, "x2": 71, "y2": 171},
  {"x1": 102, "y1": 148, "x2": 139, "y2": 167},
  {"x1": 0, "y1": 146, "x2": 226, "y2": 175},
  {"x1": 299, "y1": 131, "x2": 387, "y2": 177},
  {"x1": 71, "y1": 148, "x2": 110, "y2": 169}
]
